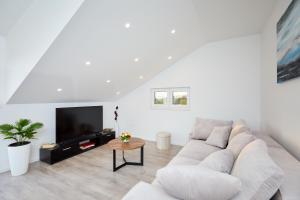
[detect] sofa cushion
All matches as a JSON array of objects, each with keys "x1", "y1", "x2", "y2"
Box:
[
  {"x1": 157, "y1": 165, "x2": 241, "y2": 200},
  {"x1": 122, "y1": 181, "x2": 177, "y2": 200},
  {"x1": 191, "y1": 117, "x2": 233, "y2": 140},
  {"x1": 231, "y1": 139, "x2": 284, "y2": 200},
  {"x1": 200, "y1": 149, "x2": 234, "y2": 174},
  {"x1": 205, "y1": 126, "x2": 232, "y2": 148},
  {"x1": 229, "y1": 125, "x2": 250, "y2": 142},
  {"x1": 168, "y1": 155, "x2": 200, "y2": 166},
  {"x1": 232, "y1": 119, "x2": 247, "y2": 128},
  {"x1": 178, "y1": 139, "x2": 221, "y2": 161},
  {"x1": 227, "y1": 132, "x2": 255, "y2": 159}
]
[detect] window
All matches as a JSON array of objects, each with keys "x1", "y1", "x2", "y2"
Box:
[
  {"x1": 154, "y1": 91, "x2": 168, "y2": 105},
  {"x1": 151, "y1": 87, "x2": 190, "y2": 110},
  {"x1": 172, "y1": 91, "x2": 188, "y2": 105}
]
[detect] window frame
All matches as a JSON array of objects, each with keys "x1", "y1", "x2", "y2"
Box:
[{"x1": 151, "y1": 87, "x2": 190, "y2": 110}]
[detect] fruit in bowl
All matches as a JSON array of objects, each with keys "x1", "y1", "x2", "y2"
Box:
[{"x1": 120, "y1": 132, "x2": 132, "y2": 143}]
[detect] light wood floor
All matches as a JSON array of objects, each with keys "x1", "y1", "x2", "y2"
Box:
[{"x1": 0, "y1": 141, "x2": 181, "y2": 200}]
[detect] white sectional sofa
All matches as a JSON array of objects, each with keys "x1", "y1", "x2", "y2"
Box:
[{"x1": 122, "y1": 119, "x2": 300, "y2": 200}]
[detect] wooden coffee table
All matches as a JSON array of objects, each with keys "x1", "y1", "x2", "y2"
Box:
[{"x1": 107, "y1": 137, "x2": 145, "y2": 172}]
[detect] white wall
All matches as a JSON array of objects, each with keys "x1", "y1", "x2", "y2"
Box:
[
  {"x1": 0, "y1": 102, "x2": 114, "y2": 173},
  {"x1": 261, "y1": 0, "x2": 300, "y2": 160},
  {"x1": 116, "y1": 35, "x2": 261, "y2": 145},
  {"x1": 5, "y1": 0, "x2": 84, "y2": 103},
  {"x1": 0, "y1": 35, "x2": 5, "y2": 105}
]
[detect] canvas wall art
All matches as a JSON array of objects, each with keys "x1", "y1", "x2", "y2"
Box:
[{"x1": 277, "y1": 0, "x2": 300, "y2": 83}]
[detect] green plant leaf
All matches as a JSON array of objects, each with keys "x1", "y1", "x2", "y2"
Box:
[
  {"x1": 0, "y1": 120, "x2": 43, "y2": 143},
  {"x1": 16, "y1": 119, "x2": 31, "y2": 131},
  {"x1": 0, "y1": 124, "x2": 14, "y2": 132}
]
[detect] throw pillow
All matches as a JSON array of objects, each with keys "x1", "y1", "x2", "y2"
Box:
[
  {"x1": 205, "y1": 126, "x2": 232, "y2": 148},
  {"x1": 157, "y1": 165, "x2": 241, "y2": 200},
  {"x1": 231, "y1": 139, "x2": 284, "y2": 200},
  {"x1": 227, "y1": 132, "x2": 255, "y2": 159},
  {"x1": 191, "y1": 117, "x2": 233, "y2": 140},
  {"x1": 228, "y1": 125, "x2": 250, "y2": 142},
  {"x1": 200, "y1": 149, "x2": 234, "y2": 173}
]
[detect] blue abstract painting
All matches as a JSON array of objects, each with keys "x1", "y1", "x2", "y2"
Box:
[{"x1": 277, "y1": 0, "x2": 300, "y2": 83}]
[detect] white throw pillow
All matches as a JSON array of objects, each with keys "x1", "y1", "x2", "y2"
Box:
[
  {"x1": 191, "y1": 117, "x2": 233, "y2": 140},
  {"x1": 229, "y1": 125, "x2": 250, "y2": 142},
  {"x1": 205, "y1": 126, "x2": 232, "y2": 148},
  {"x1": 231, "y1": 139, "x2": 284, "y2": 200},
  {"x1": 157, "y1": 165, "x2": 241, "y2": 200},
  {"x1": 200, "y1": 149, "x2": 234, "y2": 173},
  {"x1": 227, "y1": 132, "x2": 255, "y2": 159}
]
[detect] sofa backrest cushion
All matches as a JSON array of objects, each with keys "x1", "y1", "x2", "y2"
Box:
[
  {"x1": 227, "y1": 132, "x2": 256, "y2": 159},
  {"x1": 191, "y1": 117, "x2": 233, "y2": 140},
  {"x1": 157, "y1": 165, "x2": 241, "y2": 200},
  {"x1": 232, "y1": 119, "x2": 247, "y2": 128},
  {"x1": 229, "y1": 125, "x2": 251, "y2": 142},
  {"x1": 231, "y1": 139, "x2": 284, "y2": 200},
  {"x1": 200, "y1": 149, "x2": 234, "y2": 174}
]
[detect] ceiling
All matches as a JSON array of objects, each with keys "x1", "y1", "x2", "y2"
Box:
[
  {"x1": 8, "y1": 0, "x2": 275, "y2": 104},
  {"x1": 0, "y1": 0, "x2": 34, "y2": 36}
]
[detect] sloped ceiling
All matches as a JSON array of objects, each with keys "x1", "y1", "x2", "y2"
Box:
[
  {"x1": 0, "y1": 0, "x2": 34, "y2": 36},
  {"x1": 8, "y1": 0, "x2": 275, "y2": 104}
]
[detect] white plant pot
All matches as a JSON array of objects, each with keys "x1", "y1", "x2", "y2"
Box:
[{"x1": 8, "y1": 142, "x2": 31, "y2": 176}]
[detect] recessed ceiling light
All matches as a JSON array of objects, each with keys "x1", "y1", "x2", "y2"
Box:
[
  {"x1": 134, "y1": 58, "x2": 139, "y2": 62},
  {"x1": 116, "y1": 91, "x2": 121, "y2": 95},
  {"x1": 57, "y1": 88, "x2": 63, "y2": 92},
  {"x1": 168, "y1": 56, "x2": 172, "y2": 60},
  {"x1": 171, "y1": 29, "x2": 176, "y2": 34},
  {"x1": 124, "y1": 22, "x2": 131, "y2": 29},
  {"x1": 106, "y1": 80, "x2": 111, "y2": 83},
  {"x1": 139, "y1": 75, "x2": 144, "y2": 79},
  {"x1": 85, "y1": 61, "x2": 91, "y2": 66}
]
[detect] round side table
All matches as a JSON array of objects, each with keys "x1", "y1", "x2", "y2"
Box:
[{"x1": 107, "y1": 137, "x2": 145, "y2": 171}]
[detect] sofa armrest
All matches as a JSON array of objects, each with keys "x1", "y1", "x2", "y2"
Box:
[{"x1": 122, "y1": 181, "x2": 177, "y2": 200}]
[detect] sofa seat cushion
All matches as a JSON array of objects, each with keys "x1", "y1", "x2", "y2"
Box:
[
  {"x1": 200, "y1": 149, "x2": 234, "y2": 174},
  {"x1": 178, "y1": 139, "x2": 221, "y2": 161},
  {"x1": 231, "y1": 139, "x2": 284, "y2": 200},
  {"x1": 168, "y1": 155, "x2": 201, "y2": 166},
  {"x1": 122, "y1": 181, "x2": 176, "y2": 200},
  {"x1": 157, "y1": 165, "x2": 241, "y2": 200}
]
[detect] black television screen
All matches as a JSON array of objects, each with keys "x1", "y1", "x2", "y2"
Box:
[{"x1": 56, "y1": 106, "x2": 103, "y2": 143}]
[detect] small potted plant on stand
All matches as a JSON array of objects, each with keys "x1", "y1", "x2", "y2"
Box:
[{"x1": 0, "y1": 119, "x2": 43, "y2": 176}]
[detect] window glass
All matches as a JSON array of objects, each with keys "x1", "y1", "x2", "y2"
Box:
[
  {"x1": 154, "y1": 91, "x2": 168, "y2": 105},
  {"x1": 172, "y1": 91, "x2": 188, "y2": 105}
]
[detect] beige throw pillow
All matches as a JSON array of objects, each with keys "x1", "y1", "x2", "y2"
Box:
[
  {"x1": 200, "y1": 149, "x2": 234, "y2": 173},
  {"x1": 205, "y1": 126, "x2": 232, "y2": 148},
  {"x1": 231, "y1": 139, "x2": 284, "y2": 200},
  {"x1": 191, "y1": 118, "x2": 233, "y2": 140},
  {"x1": 157, "y1": 165, "x2": 241, "y2": 200},
  {"x1": 227, "y1": 132, "x2": 255, "y2": 159}
]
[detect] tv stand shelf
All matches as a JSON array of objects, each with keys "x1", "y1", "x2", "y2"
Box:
[{"x1": 40, "y1": 131, "x2": 115, "y2": 165}]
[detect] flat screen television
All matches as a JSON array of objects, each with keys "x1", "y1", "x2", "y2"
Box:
[{"x1": 56, "y1": 106, "x2": 103, "y2": 143}]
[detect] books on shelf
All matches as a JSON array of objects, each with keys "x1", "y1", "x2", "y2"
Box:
[
  {"x1": 41, "y1": 143, "x2": 58, "y2": 149},
  {"x1": 80, "y1": 142, "x2": 96, "y2": 150}
]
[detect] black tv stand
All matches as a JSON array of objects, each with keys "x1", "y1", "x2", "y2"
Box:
[{"x1": 40, "y1": 131, "x2": 115, "y2": 164}]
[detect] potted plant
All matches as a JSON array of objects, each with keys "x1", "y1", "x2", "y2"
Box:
[
  {"x1": 0, "y1": 119, "x2": 43, "y2": 176},
  {"x1": 120, "y1": 132, "x2": 132, "y2": 143}
]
